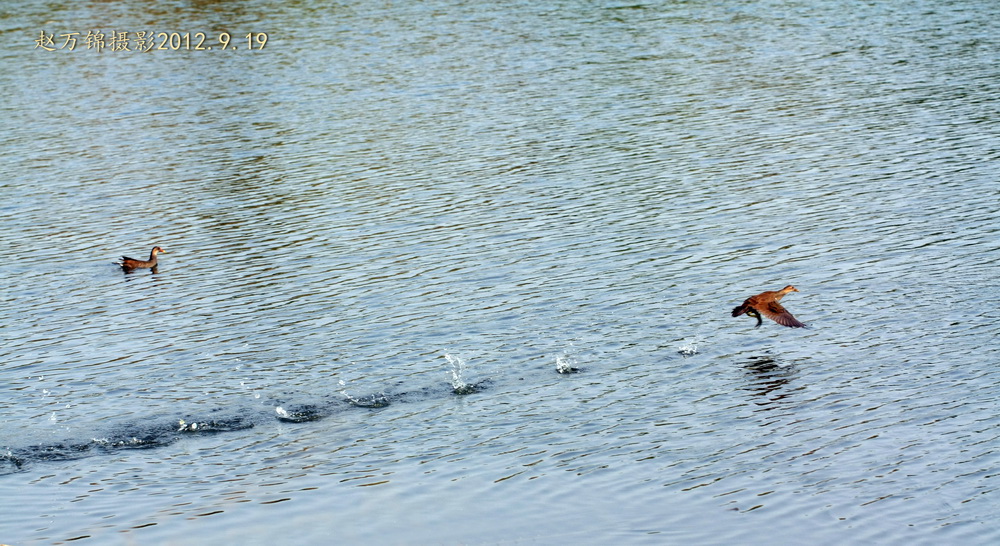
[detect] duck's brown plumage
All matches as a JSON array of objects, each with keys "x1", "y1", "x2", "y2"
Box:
[
  {"x1": 731, "y1": 285, "x2": 805, "y2": 328},
  {"x1": 117, "y1": 246, "x2": 166, "y2": 272}
]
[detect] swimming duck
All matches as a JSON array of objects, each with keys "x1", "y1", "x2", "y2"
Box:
[
  {"x1": 731, "y1": 285, "x2": 805, "y2": 328},
  {"x1": 116, "y1": 246, "x2": 166, "y2": 272}
]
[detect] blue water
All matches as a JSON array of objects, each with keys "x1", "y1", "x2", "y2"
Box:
[{"x1": 2, "y1": 1, "x2": 999, "y2": 544}]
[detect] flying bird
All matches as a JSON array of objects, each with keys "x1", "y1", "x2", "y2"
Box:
[{"x1": 731, "y1": 285, "x2": 805, "y2": 328}]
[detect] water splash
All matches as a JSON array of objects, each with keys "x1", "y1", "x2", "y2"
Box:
[
  {"x1": 92, "y1": 436, "x2": 146, "y2": 447},
  {"x1": 347, "y1": 392, "x2": 390, "y2": 408},
  {"x1": 555, "y1": 353, "x2": 580, "y2": 374},
  {"x1": 275, "y1": 404, "x2": 326, "y2": 422},
  {"x1": 445, "y1": 353, "x2": 481, "y2": 395},
  {"x1": 445, "y1": 353, "x2": 466, "y2": 389},
  {"x1": 677, "y1": 339, "x2": 699, "y2": 356},
  {"x1": 339, "y1": 379, "x2": 390, "y2": 408},
  {"x1": 240, "y1": 380, "x2": 262, "y2": 400},
  {"x1": 177, "y1": 417, "x2": 254, "y2": 433},
  {"x1": 338, "y1": 379, "x2": 351, "y2": 401}
]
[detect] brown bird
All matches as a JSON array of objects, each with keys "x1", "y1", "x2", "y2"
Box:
[
  {"x1": 732, "y1": 285, "x2": 806, "y2": 328},
  {"x1": 116, "y1": 246, "x2": 167, "y2": 272}
]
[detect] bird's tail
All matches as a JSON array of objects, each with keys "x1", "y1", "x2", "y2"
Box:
[{"x1": 731, "y1": 305, "x2": 747, "y2": 318}]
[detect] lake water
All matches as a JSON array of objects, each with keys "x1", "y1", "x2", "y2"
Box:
[{"x1": 2, "y1": 0, "x2": 999, "y2": 544}]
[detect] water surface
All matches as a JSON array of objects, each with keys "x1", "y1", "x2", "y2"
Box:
[{"x1": 1, "y1": 0, "x2": 999, "y2": 544}]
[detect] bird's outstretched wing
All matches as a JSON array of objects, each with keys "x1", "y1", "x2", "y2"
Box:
[{"x1": 760, "y1": 301, "x2": 806, "y2": 328}]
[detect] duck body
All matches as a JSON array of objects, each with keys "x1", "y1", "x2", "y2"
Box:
[
  {"x1": 731, "y1": 285, "x2": 805, "y2": 328},
  {"x1": 116, "y1": 246, "x2": 166, "y2": 272}
]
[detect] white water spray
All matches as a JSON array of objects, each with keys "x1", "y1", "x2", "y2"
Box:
[
  {"x1": 445, "y1": 353, "x2": 468, "y2": 392},
  {"x1": 677, "y1": 339, "x2": 699, "y2": 356},
  {"x1": 555, "y1": 353, "x2": 580, "y2": 374}
]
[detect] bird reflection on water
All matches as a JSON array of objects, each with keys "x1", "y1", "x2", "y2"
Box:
[{"x1": 742, "y1": 355, "x2": 799, "y2": 407}]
